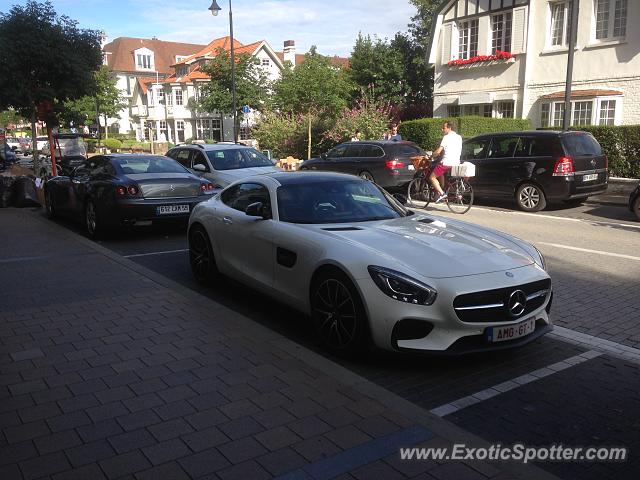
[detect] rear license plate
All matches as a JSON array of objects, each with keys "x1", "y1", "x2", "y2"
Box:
[
  {"x1": 582, "y1": 174, "x2": 598, "y2": 182},
  {"x1": 408, "y1": 164, "x2": 415, "y2": 171},
  {"x1": 487, "y1": 318, "x2": 535, "y2": 343},
  {"x1": 156, "y1": 204, "x2": 189, "y2": 215}
]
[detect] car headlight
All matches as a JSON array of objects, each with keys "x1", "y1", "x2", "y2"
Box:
[
  {"x1": 368, "y1": 266, "x2": 437, "y2": 305},
  {"x1": 533, "y1": 246, "x2": 546, "y2": 271}
]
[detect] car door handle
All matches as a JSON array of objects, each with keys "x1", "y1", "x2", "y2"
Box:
[{"x1": 222, "y1": 216, "x2": 233, "y2": 225}]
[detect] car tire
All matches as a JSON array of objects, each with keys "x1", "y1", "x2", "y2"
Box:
[
  {"x1": 516, "y1": 183, "x2": 547, "y2": 212},
  {"x1": 359, "y1": 171, "x2": 375, "y2": 182},
  {"x1": 85, "y1": 199, "x2": 103, "y2": 239},
  {"x1": 189, "y1": 225, "x2": 220, "y2": 285},
  {"x1": 44, "y1": 189, "x2": 56, "y2": 219},
  {"x1": 633, "y1": 195, "x2": 640, "y2": 221},
  {"x1": 310, "y1": 269, "x2": 369, "y2": 354}
]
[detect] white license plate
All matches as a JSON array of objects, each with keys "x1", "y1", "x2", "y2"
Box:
[
  {"x1": 408, "y1": 164, "x2": 415, "y2": 171},
  {"x1": 582, "y1": 174, "x2": 598, "y2": 182},
  {"x1": 487, "y1": 318, "x2": 535, "y2": 343},
  {"x1": 156, "y1": 204, "x2": 189, "y2": 215}
]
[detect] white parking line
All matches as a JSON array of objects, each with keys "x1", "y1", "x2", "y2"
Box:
[
  {"x1": 549, "y1": 326, "x2": 640, "y2": 365},
  {"x1": 124, "y1": 249, "x2": 189, "y2": 258},
  {"x1": 430, "y1": 350, "x2": 602, "y2": 417},
  {"x1": 537, "y1": 242, "x2": 640, "y2": 261}
]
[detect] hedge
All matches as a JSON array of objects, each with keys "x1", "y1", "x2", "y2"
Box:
[
  {"x1": 568, "y1": 125, "x2": 640, "y2": 178},
  {"x1": 103, "y1": 138, "x2": 122, "y2": 150},
  {"x1": 399, "y1": 116, "x2": 531, "y2": 150}
]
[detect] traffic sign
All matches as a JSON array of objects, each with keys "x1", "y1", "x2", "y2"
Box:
[{"x1": 242, "y1": 105, "x2": 250, "y2": 114}]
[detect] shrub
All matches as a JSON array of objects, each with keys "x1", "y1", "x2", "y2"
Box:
[
  {"x1": 576, "y1": 125, "x2": 640, "y2": 178},
  {"x1": 103, "y1": 138, "x2": 122, "y2": 150},
  {"x1": 252, "y1": 112, "x2": 313, "y2": 159},
  {"x1": 85, "y1": 139, "x2": 97, "y2": 153},
  {"x1": 399, "y1": 116, "x2": 531, "y2": 150},
  {"x1": 323, "y1": 94, "x2": 393, "y2": 145}
]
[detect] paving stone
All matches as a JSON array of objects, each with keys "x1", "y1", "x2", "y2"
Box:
[
  {"x1": 157, "y1": 384, "x2": 195, "y2": 403},
  {"x1": 142, "y1": 438, "x2": 191, "y2": 465},
  {"x1": 288, "y1": 415, "x2": 333, "y2": 439},
  {"x1": 86, "y1": 401, "x2": 130, "y2": 423},
  {"x1": 122, "y1": 392, "x2": 165, "y2": 413},
  {"x1": 255, "y1": 425, "x2": 301, "y2": 451},
  {"x1": 219, "y1": 416, "x2": 265, "y2": 440},
  {"x1": 0, "y1": 440, "x2": 39, "y2": 465},
  {"x1": 324, "y1": 424, "x2": 372, "y2": 450},
  {"x1": 429, "y1": 463, "x2": 487, "y2": 480},
  {"x1": 52, "y1": 463, "x2": 108, "y2": 480},
  {"x1": 252, "y1": 406, "x2": 297, "y2": 429},
  {"x1": 108, "y1": 428, "x2": 157, "y2": 454},
  {"x1": 116, "y1": 409, "x2": 161, "y2": 432},
  {"x1": 19, "y1": 451, "x2": 71, "y2": 480},
  {"x1": 19, "y1": 401, "x2": 62, "y2": 423},
  {"x1": 99, "y1": 450, "x2": 152, "y2": 479},
  {"x1": 178, "y1": 448, "x2": 231, "y2": 477},
  {"x1": 134, "y1": 461, "x2": 190, "y2": 480},
  {"x1": 4, "y1": 420, "x2": 50, "y2": 443},
  {"x1": 0, "y1": 463, "x2": 22, "y2": 480},
  {"x1": 76, "y1": 419, "x2": 124, "y2": 442},
  {"x1": 181, "y1": 426, "x2": 228, "y2": 452},
  {"x1": 65, "y1": 439, "x2": 116, "y2": 467},
  {"x1": 256, "y1": 447, "x2": 308, "y2": 477},
  {"x1": 95, "y1": 385, "x2": 135, "y2": 404},
  {"x1": 219, "y1": 399, "x2": 261, "y2": 419},
  {"x1": 218, "y1": 436, "x2": 269, "y2": 464},
  {"x1": 217, "y1": 459, "x2": 272, "y2": 480},
  {"x1": 8, "y1": 379, "x2": 47, "y2": 396},
  {"x1": 34, "y1": 429, "x2": 82, "y2": 454},
  {"x1": 147, "y1": 417, "x2": 194, "y2": 441}
]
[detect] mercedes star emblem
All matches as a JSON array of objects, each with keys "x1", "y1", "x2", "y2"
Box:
[
  {"x1": 507, "y1": 290, "x2": 527, "y2": 317},
  {"x1": 169, "y1": 185, "x2": 175, "y2": 191}
]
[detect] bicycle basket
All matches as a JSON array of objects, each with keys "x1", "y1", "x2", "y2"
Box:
[
  {"x1": 451, "y1": 162, "x2": 476, "y2": 178},
  {"x1": 410, "y1": 155, "x2": 429, "y2": 170}
]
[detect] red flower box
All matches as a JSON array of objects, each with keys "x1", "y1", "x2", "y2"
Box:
[{"x1": 447, "y1": 50, "x2": 514, "y2": 66}]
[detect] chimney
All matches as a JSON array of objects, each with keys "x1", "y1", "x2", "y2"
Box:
[{"x1": 283, "y1": 40, "x2": 296, "y2": 66}]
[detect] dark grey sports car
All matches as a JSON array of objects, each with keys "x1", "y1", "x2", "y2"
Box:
[{"x1": 44, "y1": 154, "x2": 216, "y2": 238}]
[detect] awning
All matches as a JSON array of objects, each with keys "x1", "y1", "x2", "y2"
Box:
[
  {"x1": 540, "y1": 89, "x2": 623, "y2": 100},
  {"x1": 458, "y1": 92, "x2": 495, "y2": 105}
]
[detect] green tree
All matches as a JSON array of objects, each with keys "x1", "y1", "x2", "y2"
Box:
[
  {"x1": 273, "y1": 47, "x2": 352, "y2": 158},
  {"x1": 62, "y1": 66, "x2": 128, "y2": 138},
  {"x1": 197, "y1": 48, "x2": 271, "y2": 139},
  {"x1": 0, "y1": 0, "x2": 101, "y2": 171}
]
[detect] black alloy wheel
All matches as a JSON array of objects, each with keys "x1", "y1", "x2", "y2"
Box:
[
  {"x1": 516, "y1": 183, "x2": 547, "y2": 212},
  {"x1": 189, "y1": 225, "x2": 220, "y2": 284},
  {"x1": 311, "y1": 271, "x2": 368, "y2": 353},
  {"x1": 85, "y1": 199, "x2": 102, "y2": 239},
  {"x1": 44, "y1": 189, "x2": 56, "y2": 219}
]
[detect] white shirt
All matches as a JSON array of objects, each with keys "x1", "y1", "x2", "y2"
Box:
[{"x1": 440, "y1": 131, "x2": 462, "y2": 166}]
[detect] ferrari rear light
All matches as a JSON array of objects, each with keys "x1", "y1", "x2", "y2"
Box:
[
  {"x1": 200, "y1": 182, "x2": 215, "y2": 193},
  {"x1": 127, "y1": 185, "x2": 138, "y2": 195},
  {"x1": 385, "y1": 160, "x2": 405, "y2": 169},
  {"x1": 552, "y1": 156, "x2": 574, "y2": 176},
  {"x1": 116, "y1": 186, "x2": 126, "y2": 195}
]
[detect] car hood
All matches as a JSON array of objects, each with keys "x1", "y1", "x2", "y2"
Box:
[
  {"x1": 305, "y1": 214, "x2": 535, "y2": 279},
  {"x1": 216, "y1": 166, "x2": 280, "y2": 185}
]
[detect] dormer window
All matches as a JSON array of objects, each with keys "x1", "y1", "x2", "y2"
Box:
[
  {"x1": 137, "y1": 54, "x2": 151, "y2": 69},
  {"x1": 134, "y1": 47, "x2": 155, "y2": 71}
]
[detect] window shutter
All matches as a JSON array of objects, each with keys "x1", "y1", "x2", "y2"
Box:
[
  {"x1": 511, "y1": 6, "x2": 528, "y2": 54},
  {"x1": 441, "y1": 23, "x2": 453, "y2": 64}
]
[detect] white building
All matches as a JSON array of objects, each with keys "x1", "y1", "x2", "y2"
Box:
[{"x1": 428, "y1": 0, "x2": 639, "y2": 127}]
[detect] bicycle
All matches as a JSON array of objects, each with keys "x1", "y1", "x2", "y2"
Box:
[{"x1": 407, "y1": 157, "x2": 474, "y2": 214}]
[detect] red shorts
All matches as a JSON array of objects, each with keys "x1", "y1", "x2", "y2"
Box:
[{"x1": 433, "y1": 164, "x2": 451, "y2": 177}]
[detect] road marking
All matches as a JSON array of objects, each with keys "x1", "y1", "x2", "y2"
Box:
[
  {"x1": 537, "y1": 242, "x2": 640, "y2": 261},
  {"x1": 550, "y1": 326, "x2": 640, "y2": 365},
  {"x1": 0, "y1": 255, "x2": 50, "y2": 264},
  {"x1": 430, "y1": 350, "x2": 602, "y2": 418},
  {"x1": 123, "y1": 249, "x2": 188, "y2": 258}
]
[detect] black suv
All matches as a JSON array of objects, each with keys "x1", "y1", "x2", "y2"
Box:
[
  {"x1": 462, "y1": 130, "x2": 608, "y2": 211},
  {"x1": 299, "y1": 140, "x2": 424, "y2": 189}
]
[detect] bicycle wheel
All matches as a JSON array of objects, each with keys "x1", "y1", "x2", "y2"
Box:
[
  {"x1": 446, "y1": 178, "x2": 473, "y2": 214},
  {"x1": 407, "y1": 177, "x2": 431, "y2": 208}
]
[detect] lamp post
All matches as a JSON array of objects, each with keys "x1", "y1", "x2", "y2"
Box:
[{"x1": 209, "y1": 0, "x2": 237, "y2": 143}]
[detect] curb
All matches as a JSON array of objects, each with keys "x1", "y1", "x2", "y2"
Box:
[{"x1": 25, "y1": 208, "x2": 560, "y2": 480}]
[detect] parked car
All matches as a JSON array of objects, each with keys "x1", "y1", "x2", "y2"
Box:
[
  {"x1": 5, "y1": 137, "x2": 23, "y2": 152},
  {"x1": 299, "y1": 140, "x2": 424, "y2": 189},
  {"x1": 166, "y1": 143, "x2": 280, "y2": 189},
  {"x1": 629, "y1": 182, "x2": 640, "y2": 221},
  {"x1": 461, "y1": 130, "x2": 608, "y2": 211},
  {"x1": 44, "y1": 154, "x2": 216, "y2": 238},
  {"x1": 0, "y1": 143, "x2": 18, "y2": 169},
  {"x1": 188, "y1": 171, "x2": 552, "y2": 354}
]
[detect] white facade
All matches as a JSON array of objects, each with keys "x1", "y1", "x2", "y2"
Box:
[{"x1": 429, "y1": 0, "x2": 640, "y2": 127}]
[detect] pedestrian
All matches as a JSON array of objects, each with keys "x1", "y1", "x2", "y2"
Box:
[
  {"x1": 430, "y1": 120, "x2": 462, "y2": 203},
  {"x1": 384, "y1": 124, "x2": 402, "y2": 141},
  {"x1": 350, "y1": 130, "x2": 361, "y2": 142}
]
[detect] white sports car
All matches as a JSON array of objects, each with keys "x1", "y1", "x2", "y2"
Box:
[{"x1": 188, "y1": 172, "x2": 552, "y2": 354}]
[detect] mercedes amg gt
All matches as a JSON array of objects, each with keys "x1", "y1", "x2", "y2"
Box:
[{"x1": 188, "y1": 172, "x2": 552, "y2": 354}]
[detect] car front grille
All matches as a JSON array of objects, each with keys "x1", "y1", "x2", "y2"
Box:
[{"x1": 453, "y1": 279, "x2": 551, "y2": 323}]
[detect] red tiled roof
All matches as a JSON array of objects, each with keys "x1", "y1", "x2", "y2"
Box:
[
  {"x1": 541, "y1": 89, "x2": 623, "y2": 99},
  {"x1": 165, "y1": 65, "x2": 210, "y2": 84},
  {"x1": 173, "y1": 36, "x2": 245, "y2": 66},
  {"x1": 137, "y1": 75, "x2": 159, "y2": 94},
  {"x1": 103, "y1": 37, "x2": 206, "y2": 74}
]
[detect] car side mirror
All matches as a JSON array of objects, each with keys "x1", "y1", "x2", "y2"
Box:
[
  {"x1": 246, "y1": 201, "x2": 269, "y2": 219},
  {"x1": 193, "y1": 163, "x2": 207, "y2": 172}
]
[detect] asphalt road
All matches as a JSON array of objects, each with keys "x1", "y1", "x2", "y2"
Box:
[{"x1": 48, "y1": 196, "x2": 640, "y2": 480}]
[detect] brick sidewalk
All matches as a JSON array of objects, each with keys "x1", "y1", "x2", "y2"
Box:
[{"x1": 0, "y1": 208, "x2": 556, "y2": 480}]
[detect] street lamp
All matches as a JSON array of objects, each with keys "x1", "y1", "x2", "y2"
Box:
[{"x1": 209, "y1": 0, "x2": 237, "y2": 143}]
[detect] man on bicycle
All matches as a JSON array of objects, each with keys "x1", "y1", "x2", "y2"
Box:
[{"x1": 430, "y1": 121, "x2": 462, "y2": 203}]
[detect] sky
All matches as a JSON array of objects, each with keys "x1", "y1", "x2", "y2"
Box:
[{"x1": 0, "y1": 0, "x2": 419, "y2": 57}]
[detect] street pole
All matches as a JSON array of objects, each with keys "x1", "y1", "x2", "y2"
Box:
[
  {"x1": 229, "y1": 0, "x2": 237, "y2": 143},
  {"x1": 562, "y1": 0, "x2": 579, "y2": 131}
]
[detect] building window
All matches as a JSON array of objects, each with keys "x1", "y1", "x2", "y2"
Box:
[
  {"x1": 157, "y1": 89, "x2": 165, "y2": 105},
  {"x1": 458, "y1": 19, "x2": 479, "y2": 59},
  {"x1": 599, "y1": 100, "x2": 616, "y2": 125},
  {"x1": 496, "y1": 101, "x2": 514, "y2": 119},
  {"x1": 261, "y1": 58, "x2": 270, "y2": 67},
  {"x1": 196, "y1": 118, "x2": 222, "y2": 141},
  {"x1": 176, "y1": 120, "x2": 185, "y2": 130},
  {"x1": 166, "y1": 89, "x2": 173, "y2": 106},
  {"x1": 126, "y1": 76, "x2": 131, "y2": 96},
  {"x1": 175, "y1": 89, "x2": 183, "y2": 106},
  {"x1": 136, "y1": 54, "x2": 152, "y2": 69},
  {"x1": 239, "y1": 126, "x2": 251, "y2": 140},
  {"x1": 595, "y1": 0, "x2": 627, "y2": 40},
  {"x1": 491, "y1": 13, "x2": 512, "y2": 54},
  {"x1": 462, "y1": 104, "x2": 492, "y2": 117},
  {"x1": 148, "y1": 90, "x2": 154, "y2": 106},
  {"x1": 447, "y1": 105, "x2": 461, "y2": 117},
  {"x1": 550, "y1": 1, "x2": 572, "y2": 47},
  {"x1": 572, "y1": 101, "x2": 593, "y2": 126},
  {"x1": 552, "y1": 103, "x2": 565, "y2": 127},
  {"x1": 541, "y1": 103, "x2": 550, "y2": 128}
]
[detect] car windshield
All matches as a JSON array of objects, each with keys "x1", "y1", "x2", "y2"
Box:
[
  {"x1": 113, "y1": 156, "x2": 188, "y2": 174},
  {"x1": 206, "y1": 148, "x2": 274, "y2": 170},
  {"x1": 277, "y1": 179, "x2": 406, "y2": 224},
  {"x1": 56, "y1": 137, "x2": 86, "y2": 156}
]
